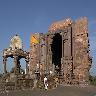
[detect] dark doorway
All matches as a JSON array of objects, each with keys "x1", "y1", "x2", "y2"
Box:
[{"x1": 51, "y1": 33, "x2": 62, "y2": 72}]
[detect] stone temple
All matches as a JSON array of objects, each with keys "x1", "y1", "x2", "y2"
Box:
[
  {"x1": 29, "y1": 17, "x2": 92, "y2": 84},
  {"x1": 3, "y1": 17, "x2": 92, "y2": 85}
]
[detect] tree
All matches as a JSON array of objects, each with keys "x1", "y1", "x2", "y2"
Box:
[{"x1": 89, "y1": 75, "x2": 96, "y2": 85}]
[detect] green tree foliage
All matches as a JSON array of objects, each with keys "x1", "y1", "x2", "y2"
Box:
[{"x1": 89, "y1": 75, "x2": 96, "y2": 85}]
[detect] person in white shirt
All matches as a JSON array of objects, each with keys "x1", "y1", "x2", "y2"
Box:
[{"x1": 44, "y1": 76, "x2": 48, "y2": 90}]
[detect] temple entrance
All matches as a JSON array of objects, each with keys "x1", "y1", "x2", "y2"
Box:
[{"x1": 51, "y1": 33, "x2": 62, "y2": 73}]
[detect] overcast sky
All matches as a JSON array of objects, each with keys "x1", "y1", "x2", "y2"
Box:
[{"x1": 0, "y1": 0, "x2": 96, "y2": 75}]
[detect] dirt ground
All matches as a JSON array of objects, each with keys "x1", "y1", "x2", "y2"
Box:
[{"x1": 0, "y1": 85, "x2": 96, "y2": 96}]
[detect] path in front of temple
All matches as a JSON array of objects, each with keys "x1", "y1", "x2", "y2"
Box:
[{"x1": 0, "y1": 85, "x2": 96, "y2": 96}]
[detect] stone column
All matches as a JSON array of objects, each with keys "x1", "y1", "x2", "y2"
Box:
[
  {"x1": 17, "y1": 59, "x2": 21, "y2": 74},
  {"x1": 25, "y1": 55, "x2": 29, "y2": 74},
  {"x1": 14, "y1": 56, "x2": 18, "y2": 74},
  {"x1": 25, "y1": 60, "x2": 29, "y2": 74},
  {"x1": 61, "y1": 33, "x2": 64, "y2": 76},
  {"x1": 3, "y1": 57, "x2": 7, "y2": 74}
]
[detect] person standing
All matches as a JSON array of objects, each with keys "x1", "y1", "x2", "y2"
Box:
[{"x1": 44, "y1": 76, "x2": 48, "y2": 90}]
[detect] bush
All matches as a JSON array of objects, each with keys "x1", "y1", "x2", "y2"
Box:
[{"x1": 89, "y1": 75, "x2": 96, "y2": 85}]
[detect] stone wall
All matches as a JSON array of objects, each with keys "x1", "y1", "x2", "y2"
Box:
[
  {"x1": 29, "y1": 33, "x2": 47, "y2": 75},
  {"x1": 29, "y1": 17, "x2": 92, "y2": 85},
  {"x1": 73, "y1": 17, "x2": 91, "y2": 84}
]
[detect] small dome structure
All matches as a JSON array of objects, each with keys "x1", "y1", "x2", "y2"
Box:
[{"x1": 10, "y1": 34, "x2": 23, "y2": 50}]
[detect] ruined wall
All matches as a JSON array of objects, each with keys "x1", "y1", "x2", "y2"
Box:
[
  {"x1": 47, "y1": 19, "x2": 74, "y2": 83},
  {"x1": 39, "y1": 34, "x2": 47, "y2": 74},
  {"x1": 73, "y1": 17, "x2": 91, "y2": 83},
  {"x1": 29, "y1": 17, "x2": 92, "y2": 84},
  {"x1": 29, "y1": 33, "x2": 40, "y2": 74},
  {"x1": 29, "y1": 33, "x2": 47, "y2": 75}
]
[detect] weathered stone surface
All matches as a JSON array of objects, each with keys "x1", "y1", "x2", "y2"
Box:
[
  {"x1": 29, "y1": 17, "x2": 92, "y2": 85},
  {"x1": 3, "y1": 35, "x2": 29, "y2": 75}
]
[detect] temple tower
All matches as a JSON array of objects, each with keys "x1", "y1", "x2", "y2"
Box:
[{"x1": 29, "y1": 17, "x2": 92, "y2": 84}]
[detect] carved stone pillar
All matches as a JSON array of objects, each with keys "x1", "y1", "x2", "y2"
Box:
[
  {"x1": 25, "y1": 55, "x2": 29, "y2": 74},
  {"x1": 3, "y1": 57, "x2": 7, "y2": 74},
  {"x1": 14, "y1": 56, "x2": 18, "y2": 74},
  {"x1": 17, "y1": 59, "x2": 21, "y2": 74},
  {"x1": 25, "y1": 60, "x2": 29, "y2": 74},
  {"x1": 48, "y1": 34, "x2": 54, "y2": 72}
]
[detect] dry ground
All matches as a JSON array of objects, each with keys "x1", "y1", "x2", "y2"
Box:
[{"x1": 0, "y1": 85, "x2": 96, "y2": 96}]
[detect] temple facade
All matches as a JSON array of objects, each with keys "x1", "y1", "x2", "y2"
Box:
[
  {"x1": 29, "y1": 17, "x2": 92, "y2": 84},
  {"x1": 2, "y1": 17, "x2": 92, "y2": 85}
]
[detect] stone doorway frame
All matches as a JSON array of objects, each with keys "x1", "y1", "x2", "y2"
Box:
[{"x1": 3, "y1": 48, "x2": 29, "y2": 75}]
